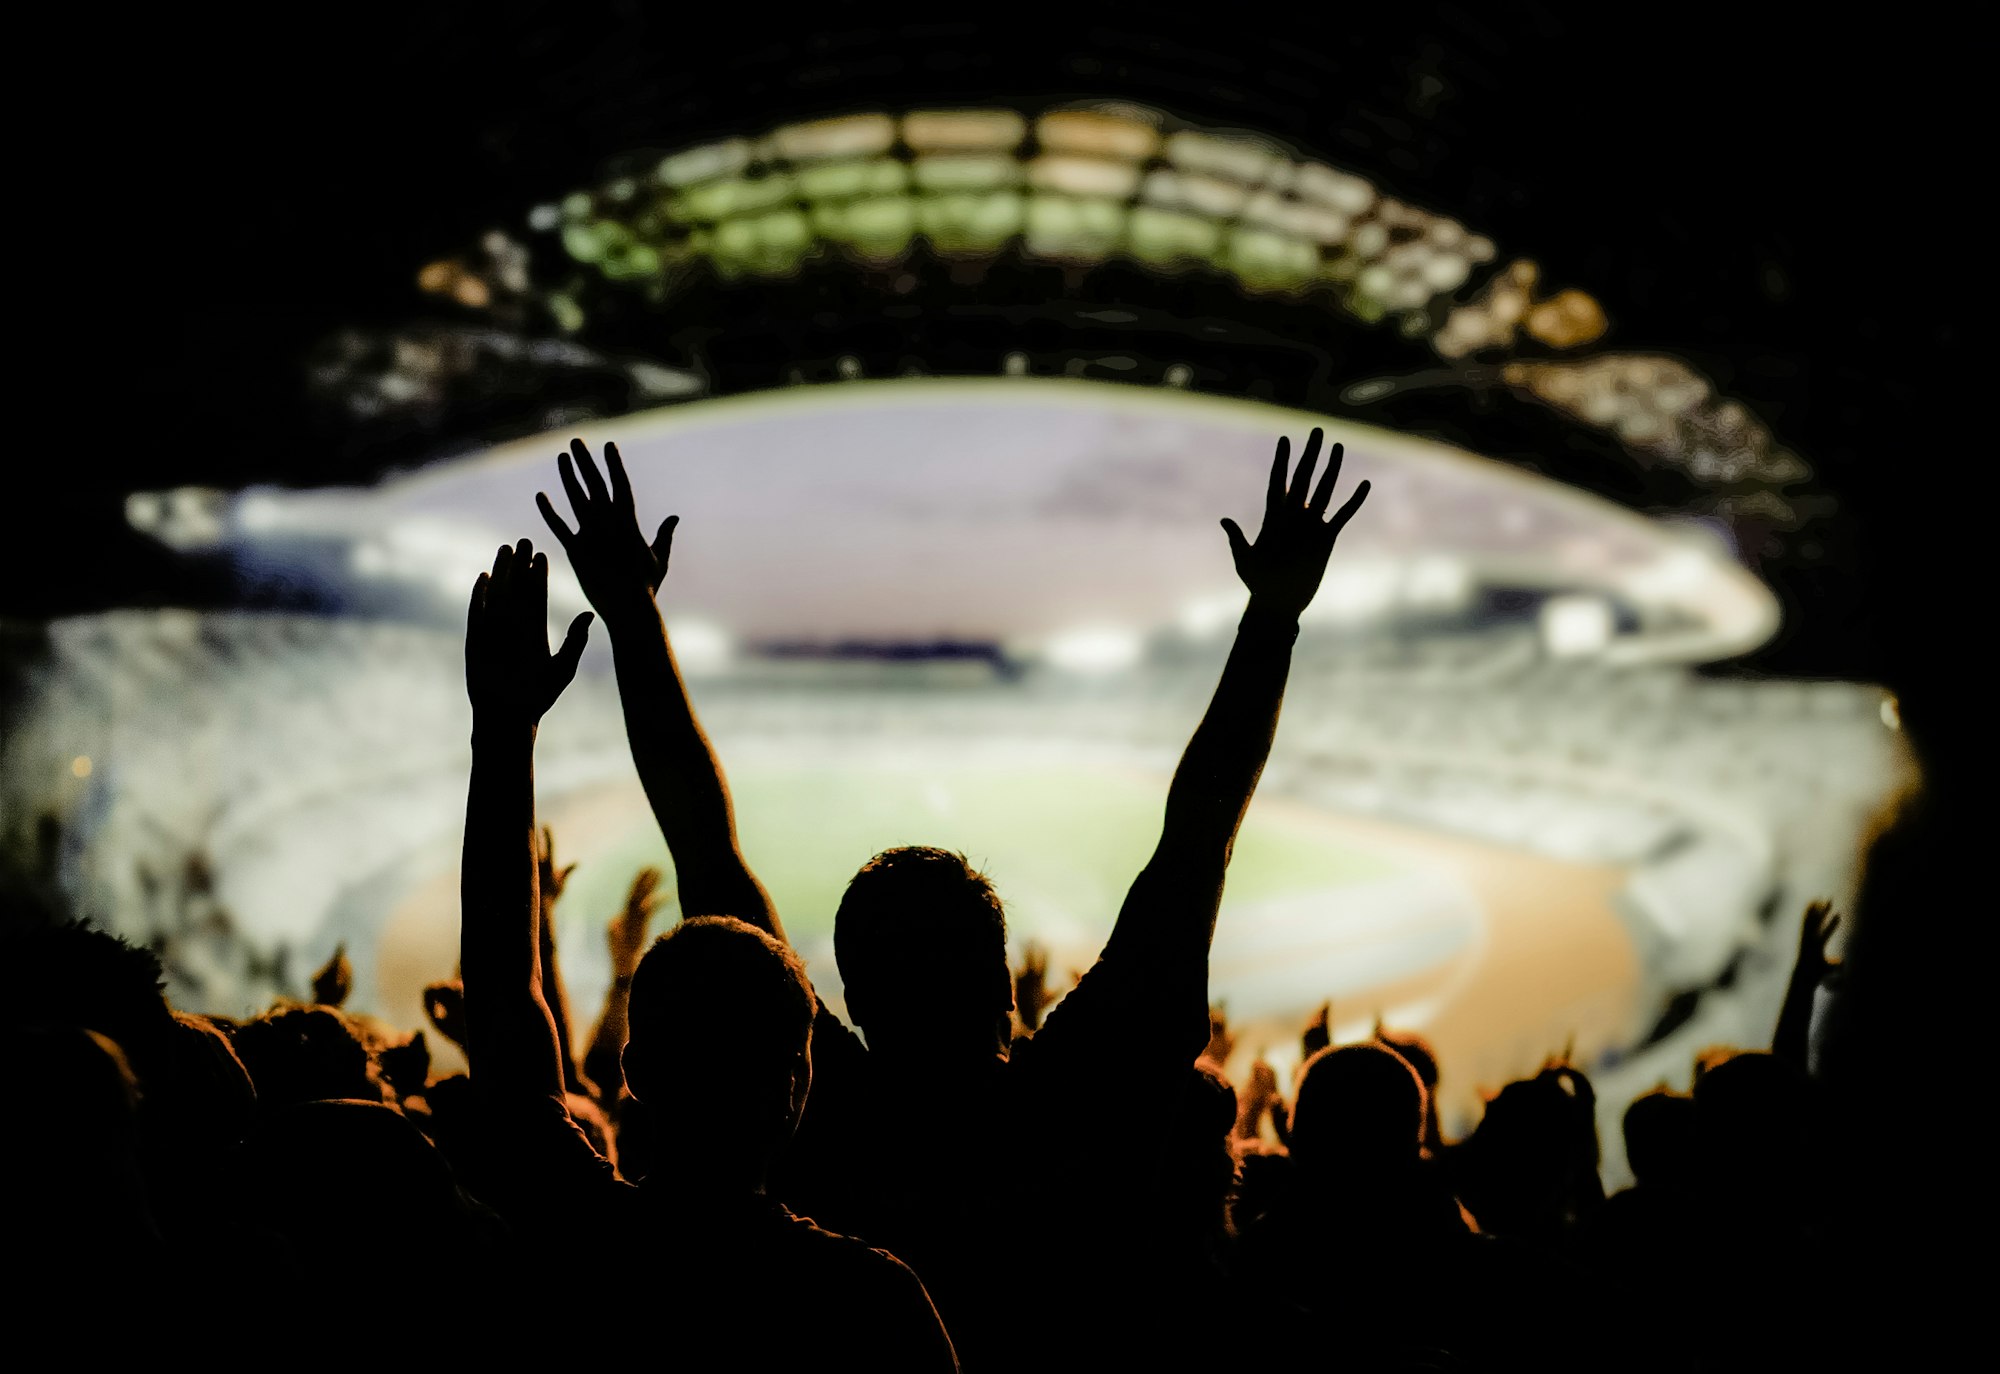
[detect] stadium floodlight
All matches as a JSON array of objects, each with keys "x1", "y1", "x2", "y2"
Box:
[
  {"x1": 1179, "y1": 589, "x2": 1251, "y2": 639},
  {"x1": 234, "y1": 492, "x2": 285, "y2": 533},
  {"x1": 1624, "y1": 546, "x2": 1718, "y2": 608},
  {"x1": 1307, "y1": 559, "x2": 1402, "y2": 625},
  {"x1": 1046, "y1": 626, "x2": 1144, "y2": 674},
  {"x1": 127, "y1": 488, "x2": 228, "y2": 550},
  {"x1": 1542, "y1": 595, "x2": 1615, "y2": 657},
  {"x1": 665, "y1": 618, "x2": 732, "y2": 675},
  {"x1": 1403, "y1": 556, "x2": 1473, "y2": 612}
]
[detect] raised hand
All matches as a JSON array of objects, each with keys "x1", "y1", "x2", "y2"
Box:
[
  {"x1": 1013, "y1": 941, "x2": 1057, "y2": 1034},
  {"x1": 423, "y1": 980, "x2": 470, "y2": 1054},
  {"x1": 1302, "y1": 1000, "x2": 1332, "y2": 1060},
  {"x1": 1202, "y1": 1005, "x2": 1236, "y2": 1069},
  {"x1": 536, "y1": 825, "x2": 577, "y2": 914},
  {"x1": 1774, "y1": 899, "x2": 1843, "y2": 1068},
  {"x1": 377, "y1": 1031, "x2": 431, "y2": 1099},
  {"x1": 1796, "y1": 900, "x2": 1841, "y2": 982},
  {"x1": 311, "y1": 943, "x2": 353, "y2": 1008},
  {"x1": 608, "y1": 867, "x2": 666, "y2": 976},
  {"x1": 465, "y1": 539, "x2": 593, "y2": 726},
  {"x1": 1220, "y1": 429, "x2": 1370, "y2": 620},
  {"x1": 537, "y1": 437, "x2": 678, "y2": 624},
  {"x1": 1234, "y1": 1055, "x2": 1283, "y2": 1143}
]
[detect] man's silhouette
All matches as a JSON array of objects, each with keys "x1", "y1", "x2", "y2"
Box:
[
  {"x1": 540, "y1": 431, "x2": 1365, "y2": 1367},
  {"x1": 456, "y1": 539, "x2": 955, "y2": 1367}
]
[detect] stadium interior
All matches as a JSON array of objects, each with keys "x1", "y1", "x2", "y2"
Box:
[{"x1": 4, "y1": 52, "x2": 1930, "y2": 1198}]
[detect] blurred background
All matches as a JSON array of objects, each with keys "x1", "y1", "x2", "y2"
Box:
[{"x1": 6, "y1": 4, "x2": 1968, "y2": 1185}]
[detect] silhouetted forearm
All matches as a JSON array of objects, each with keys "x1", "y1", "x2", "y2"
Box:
[
  {"x1": 584, "y1": 973, "x2": 634, "y2": 1101},
  {"x1": 461, "y1": 722, "x2": 567, "y2": 1100},
  {"x1": 1772, "y1": 955, "x2": 1819, "y2": 1070},
  {"x1": 537, "y1": 904, "x2": 587, "y2": 1096},
  {"x1": 604, "y1": 599, "x2": 782, "y2": 941},
  {"x1": 1111, "y1": 601, "x2": 1300, "y2": 955},
  {"x1": 1161, "y1": 601, "x2": 1299, "y2": 857}
]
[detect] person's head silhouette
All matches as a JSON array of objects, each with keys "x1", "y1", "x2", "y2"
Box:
[
  {"x1": 833, "y1": 846, "x2": 1013, "y2": 1061},
  {"x1": 1623, "y1": 1088, "x2": 1696, "y2": 1191},
  {"x1": 1288, "y1": 1043, "x2": 1428, "y2": 1174},
  {"x1": 622, "y1": 916, "x2": 815, "y2": 1188}
]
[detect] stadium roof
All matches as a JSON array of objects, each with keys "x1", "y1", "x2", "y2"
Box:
[{"x1": 134, "y1": 378, "x2": 1777, "y2": 663}]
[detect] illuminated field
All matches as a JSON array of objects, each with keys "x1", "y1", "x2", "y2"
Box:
[{"x1": 374, "y1": 756, "x2": 1638, "y2": 1132}]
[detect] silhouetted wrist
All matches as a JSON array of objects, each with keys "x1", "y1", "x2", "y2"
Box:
[
  {"x1": 1238, "y1": 601, "x2": 1302, "y2": 641},
  {"x1": 602, "y1": 593, "x2": 667, "y2": 642},
  {"x1": 470, "y1": 715, "x2": 538, "y2": 750}
]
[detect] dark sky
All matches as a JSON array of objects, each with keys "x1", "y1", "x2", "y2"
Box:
[{"x1": 31, "y1": 2, "x2": 1969, "y2": 709}]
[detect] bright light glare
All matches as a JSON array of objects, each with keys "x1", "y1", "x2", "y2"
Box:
[
  {"x1": 667, "y1": 619, "x2": 732, "y2": 674},
  {"x1": 1046, "y1": 626, "x2": 1143, "y2": 674},
  {"x1": 236, "y1": 493, "x2": 283, "y2": 533},
  {"x1": 1308, "y1": 561, "x2": 1401, "y2": 624},
  {"x1": 1542, "y1": 596, "x2": 1614, "y2": 657},
  {"x1": 1404, "y1": 556, "x2": 1472, "y2": 611},
  {"x1": 127, "y1": 488, "x2": 227, "y2": 549},
  {"x1": 1179, "y1": 589, "x2": 1249, "y2": 638},
  {"x1": 1627, "y1": 546, "x2": 1716, "y2": 604}
]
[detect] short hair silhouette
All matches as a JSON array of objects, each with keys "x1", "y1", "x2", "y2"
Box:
[
  {"x1": 1623, "y1": 1088, "x2": 1695, "y2": 1189},
  {"x1": 832, "y1": 846, "x2": 1011, "y2": 1044},
  {"x1": 1692, "y1": 1051, "x2": 1811, "y2": 1178},
  {"x1": 1375, "y1": 1029, "x2": 1439, "y2": 1092},
  {"x1": 623, "y1": 916, "x2": 815, "y2": 1162},
  {"x1": 233, "y1": 1006, "x2": 381, "y2": 1107},
  {"x1": 1289, "y1": 1044, "x2": 1427, "y2": 1167},
  {"x1": 1, "y1": 918, "x2": 176, "y2": 1081}
]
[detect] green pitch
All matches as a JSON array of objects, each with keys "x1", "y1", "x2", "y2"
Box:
[{"x1": 555, "y1": 763, "x2": 1399, "y2": 955}]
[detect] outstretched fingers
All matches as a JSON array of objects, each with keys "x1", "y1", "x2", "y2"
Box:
[
  {"x1": 1289, "y1": 428, "x2": 1324, "y2": 505},
  {"x1": 1328, "y1": 478, "x2": 1371, "y2": 534},
  {"x1": 1309, "y1": 441, "x2": 1345, "y2": 515},
  {"x1": 558, "y1": 451, "x2": 589, "y2": 517},
  {"x1": 1220, "y1": 517, "x2": 1252, "y2": 569},
  {"x1": 526, "y1": 546, "x2": 550, "y2": 634},
  {"x1": 1266, "y1": 436, "x2": 1290, "y2": 514},
  {"x1": 571, "y1": 437, "x2": 611, "y2": 505},
  {"x1": 552, "y1": 611, "x2": 593, "y2": 689},
  {"x1": 606, "y1": 441, "x2": 633, "y2": 510},
  {"x1": 537, "y1": 491, "x2": 576, "y2": 548},
  {"x1": 651, "y1": 514, "x2": 680, "y2": 572},
  {"x1": 467, "y1": 571, "x2": 491, "y2": 628}
]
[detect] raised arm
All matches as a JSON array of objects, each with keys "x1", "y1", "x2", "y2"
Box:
[
  {"x1": 583, "y1": 866, "x2": 666, "y2": 1101},
  {"x1": 1773, "y1": 900, "x2": 1839, "y2": 1070},
  {"x1": 461, "y1": 538, "x2": 593, "y2": 1102},
  {"x1": 538, "y1": 438, "x2": 782, "y2": 943},
  {"x1": 1105, "y1": 429, "x2": 1368, "y2": 963},
  {"x1": 533, "y1": 825, "x2": 588, "y2": 1097}
]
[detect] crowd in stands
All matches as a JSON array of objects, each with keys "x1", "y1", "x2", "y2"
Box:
[{"x1": 6, "y1": 434, "x2": 1863, "y2": 1368}]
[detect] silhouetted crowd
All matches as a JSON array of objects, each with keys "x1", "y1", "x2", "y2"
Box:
[{"x1": 6, "y1": 435, "x2": 1859, "y2": 1369}]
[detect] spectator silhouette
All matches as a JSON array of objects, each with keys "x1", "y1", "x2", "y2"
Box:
[
  {"x1": 1448, "y1": 1062, "x2": 1604, "y2": 1250},
  {"x1": 1237, "y1": 1044, "x2": 1516, "y2": 1368},
  {"x1": 454, "y1": 537, "x2": 956, "y2": 1366},
  {"x1": 539, "y1": 431, "x2": 1367, "y2": 1369},
  {"x1": 8, "y1": 1025, "x2": 162, "y2": 1266}
]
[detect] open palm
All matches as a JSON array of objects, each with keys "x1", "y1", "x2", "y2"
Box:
[
  {"x1": 1221, "y1": 429, "x2": 1370, "y2": 620},
  {"x1": 538, "y1": 437, "x2": 678, "y2": 623},
  {"x1": 465, "y1": 538, "x2": 593, "y2": 725}
]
